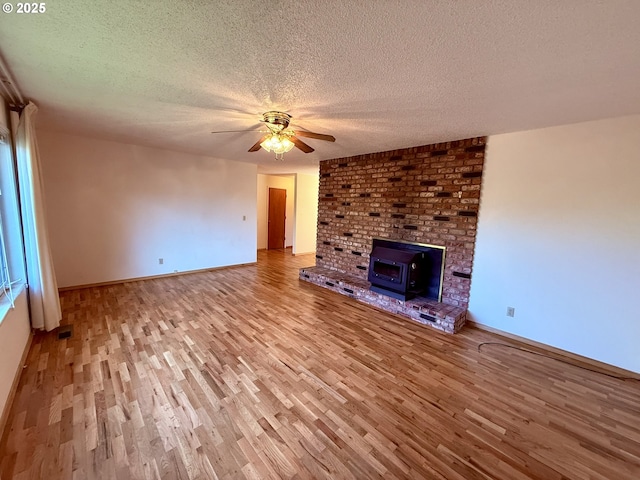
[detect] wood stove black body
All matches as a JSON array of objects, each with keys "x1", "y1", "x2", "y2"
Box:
[{"x1": 367, "y1": 238, "x2": 445, "y2": 301}]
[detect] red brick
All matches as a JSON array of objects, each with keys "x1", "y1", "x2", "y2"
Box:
[{"x1": 316, "y1": 136, "x2": 486, "y2": 309}]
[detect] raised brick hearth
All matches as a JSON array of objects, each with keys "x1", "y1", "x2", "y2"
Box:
[
  {"x1": 299, "y1": 136, "x2": 486, "y2": 333},
  {"x1": 300, "y1": 266, "x2": 467, "y2": 333}
]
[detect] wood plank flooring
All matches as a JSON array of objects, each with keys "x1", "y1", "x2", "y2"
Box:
[{"x1": 1, "y1": 249, "x2": 639, "y2": 479}]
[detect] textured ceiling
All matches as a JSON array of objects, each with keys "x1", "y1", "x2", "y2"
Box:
[{"x1": 1, "y1": 1, "x2": 640, "y2": 174}]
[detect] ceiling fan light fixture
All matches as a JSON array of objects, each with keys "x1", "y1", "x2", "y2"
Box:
[
  {"x1": 279, "y1": 136, "x2": 294, "y2": 152},
  {"x1": 238, "y1": 111, "x2": 333, "y2": 159},
  {"x1": 260, "y1": 133, "x2": 294, "y2": 159}
]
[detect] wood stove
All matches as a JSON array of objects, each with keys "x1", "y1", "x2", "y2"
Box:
[
  {"x1": 368, "y1": 247, "x2": 426, "y2": 300},
  {"x1": 368, "y1": 238, "x2": 445, "y2": 301}
]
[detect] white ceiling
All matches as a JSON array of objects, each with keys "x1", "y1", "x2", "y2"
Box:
[{"x1": 1, "y1": 1, "x2": 640, "y2": 174}]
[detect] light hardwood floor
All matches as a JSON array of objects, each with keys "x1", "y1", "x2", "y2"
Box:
[{"x1": 1, "y1": 250, "x2": 639, "y2": 479}]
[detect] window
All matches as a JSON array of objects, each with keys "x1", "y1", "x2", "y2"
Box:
[
  {"x1": 0, "y1": 124, "x2": 26, "y2": 314},
  {"x1": 0, "y1": 211, "x2": 13, "y2": 305}
]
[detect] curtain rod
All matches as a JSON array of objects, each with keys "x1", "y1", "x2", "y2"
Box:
[{"x1": 0, "y1": 50, "x2": 26, "y2": 109}]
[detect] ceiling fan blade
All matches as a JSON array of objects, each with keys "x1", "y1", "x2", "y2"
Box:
[
  {"x1": 291, "y1": 136, "x2": 315, "y2": 153},
  {"x1": 294, "y1": 130, "x2": 336, "y2": 142},
  {"x1": 248, "y1": 135, "x2": 270, "y2": 152},
  {"x1": 211, "y1": 129, "x2": 260, "y2": 134}
]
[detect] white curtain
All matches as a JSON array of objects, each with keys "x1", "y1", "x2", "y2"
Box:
[{"x1": 16, "y1": 102, "x2": 61, "y2": 331}]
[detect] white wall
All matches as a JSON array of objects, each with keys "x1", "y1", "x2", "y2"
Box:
[
  {"x1": 469, "y1": 115, "x2": 640, "y2": 373},
  {"x1": 38, "y1": 131, "x2": 257, "y2": 287},
  {"x1": 293, "y1": 173, "x2": 319, "y2": 255},
  {"x1": 256, "y1": 174, "x2": 294, "y2": 249}
]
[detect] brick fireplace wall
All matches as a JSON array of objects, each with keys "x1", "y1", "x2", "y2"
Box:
[{"x1": 314, "y1": 137, "x2": 486, "y2": 309}]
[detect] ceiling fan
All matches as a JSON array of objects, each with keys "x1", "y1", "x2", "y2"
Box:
[{"x1": 212, "y1": 111, "x2": 336, "y2": 160}]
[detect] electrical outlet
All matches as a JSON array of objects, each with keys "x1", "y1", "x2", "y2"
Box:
[
  {"x1": 506, "y1": 306, "x2": 515, "y2": 317},
  {"x1": 159, "y1": 258, "x2": 164, "y2": 265}
]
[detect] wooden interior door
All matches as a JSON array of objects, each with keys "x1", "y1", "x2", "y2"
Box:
[{"x1": 268, "y1": 188, "x2": 286, "y2": 249}]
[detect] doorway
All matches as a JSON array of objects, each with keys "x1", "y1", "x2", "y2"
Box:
[{"x1": 268, "y1": 187, "x2": 286, "y2": 249}]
